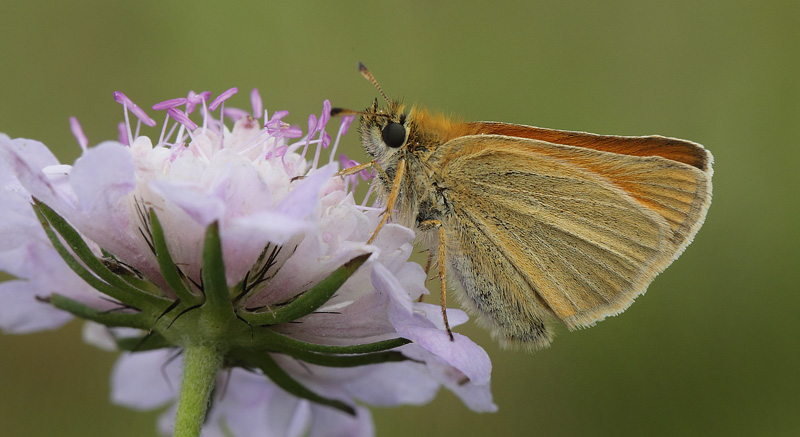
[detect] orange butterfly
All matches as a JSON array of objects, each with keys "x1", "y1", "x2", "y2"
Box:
[{"x1": 335, "y1": 64, "x2": 713, "y2": 349}]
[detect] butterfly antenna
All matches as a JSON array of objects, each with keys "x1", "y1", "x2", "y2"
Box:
[
  {"x1": 330, "y1": 107, "x2": 391, "y2": 118},
  {"x1": 358, "y1": 62, "x2": 391, "y2": 105}
]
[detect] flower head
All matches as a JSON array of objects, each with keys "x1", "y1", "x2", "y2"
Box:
[{"x1": 0, "y1": 88, "x2": 495, "y2": 436}]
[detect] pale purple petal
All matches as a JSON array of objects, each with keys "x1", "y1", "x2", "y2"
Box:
[
  {"x1": 82, "y1": 321, "x2": 119, "y2": 351},
  {"x1": 401, "y1": 345, "x2": 498, "y2": 413},
  {"x1": 440, "y1": 372, "x2": 498, "y2": 413},
  {"x1": 308, "y1": 404, "x2": 374, "y2": 437},
  {"x1": 230, "y1": 211, "x2": 312, "y2": 246},
  {"x1": 70, "y1": 142, "x2": 136, "y2": 213},
  {"x1": 411, "y1": 300, "x2": 470, "y2": 329},
  {"x1": 0, "y1": 136, "x2": 66, "y2": 208},
  {"x1": 370, "y1": 262, "x2": 413, "y2": 314},
  {"x1": 0, "y1": 280, "x2": 72, "y2": 332},
  {"x1": 341, "y1": 361, "x2": 440, "y2": 406},
  {"x1": 274, "y1": 164, "x2": 337, "y2": 218},
  {"x1": 390, "y1": 300, "x2": 492, "y2": 385},
  {"x1": 111, "y1": 350, "x2": 181, "y2": 410},
  {"x1": 204, "y1": 370, "x2": 312, "y2": 437},
  {"x1": 149, "y1": 180, "x2": 226, "y2": 226}
]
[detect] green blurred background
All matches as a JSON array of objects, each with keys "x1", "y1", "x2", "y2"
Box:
[{"x1": 1, "y1": 1, "x2": 798, "y2": 436}]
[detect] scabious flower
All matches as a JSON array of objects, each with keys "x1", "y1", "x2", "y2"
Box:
[{"x1": 0, "y1": 88, "x2": 496, "y2": 436}]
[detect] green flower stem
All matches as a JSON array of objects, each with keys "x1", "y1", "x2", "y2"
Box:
[{"x1": 174, "y1": 344, "x2": 224, "y2": 437}]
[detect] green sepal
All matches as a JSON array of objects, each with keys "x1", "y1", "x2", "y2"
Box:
[
  {"x1": 33, "y1": 199, "x2": 168, "y2": 312},
  {"x1": 248, "y1": 328, "x2": 411, "y2": 355},
  {"x1": 34, "y1": 206, "x2": 139, "y2": 308},
  {"x1": 46, "y1": 293, "x2": 151, "y2": 329},
  {"x1": 276, "y1": 349, "x2": 409, "y2": 367},
  {"x1": 238, "y1": 253, "x2": 371, "y2": 326},
  {"x1": 117, "y1": 273, "x2": 166, "y2": 296},
  {"x1": 201, "y1": 222, "x2": 233, "y2": 320},
  {"x1": 245, "y1": 352, "x2": 356, "y2": 416},
  {"x1": 149, "y1": 209, "x2": 198, "y2": 305}
]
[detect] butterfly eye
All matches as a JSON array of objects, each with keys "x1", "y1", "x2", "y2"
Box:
[{"x1": 381, "y1": 122, "x2": 406, "y2": 148}]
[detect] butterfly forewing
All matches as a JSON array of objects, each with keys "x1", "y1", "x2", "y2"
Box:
[{"x1": 428, "y1": 134, "x2": 711, "y2": 344}]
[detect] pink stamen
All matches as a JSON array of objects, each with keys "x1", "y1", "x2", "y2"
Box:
[
  {"x1": 157, "y1": 114, "x2": 170, "y2": 147},
  {"x1": 117, "y1": 122, "x2": 129, "y2": 146},
  {"x1": 209, "y1": 87, "x2": 239, "y2": 111},
  {"x1": 166, "y1": 108, "x2": 198, "y2": 131},
  {"x1": 250, "y1": 89, "x2": 263, "y2": 119},
  {"x1": 159, "y1": 122, "x2": 179, "y2": 147},
  {"x1": 113, "y1": 91, "x2": 156, "y2": 127},
  {"x1": 360, "y1": 182, "x2": 376, "y2": 207},
  {"x1": 319, "y1": 99, "x2": 332, "y2": 129},
  {"x1": 328, "y1": 115, "x2": 356, "y2": 164},
  {"x1": 300, "y1": 114, "x2": 318, "y2": 159},
  {"x1": 186, "y1": 91, "x2": 211, "y2": 115},
  {"x1": 69, "y1": 117, "x2": 89, "y2": 151},
  {"x1": 198, "y1": 93, "x2": 211, "y2": 133},
  {"x1": 340, "y1": 115, "x2": 355, "y2": 136},
  {"x1": 153, "y1": 98, "x2": 187, "y2": 111}
]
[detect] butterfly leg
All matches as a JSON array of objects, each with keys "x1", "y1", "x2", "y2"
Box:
[
  {"x1": 292, "y1": 161, "x2": 388, "y2": 183},
  {"x1": 419, "y1": 219, "x2": 454, "y2": 341},
  {"x1": 337, "y1": 160, "x2": 390, "y2": 183},
  {"x1": 337, "y1": 160, "x2": 401, "y2": 244},
  {"x1": 366, "y1": 158, "x2": 406, "y2": 244}
]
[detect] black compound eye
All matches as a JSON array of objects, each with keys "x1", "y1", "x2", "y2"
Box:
[{"x1": 381, "y1": 122, "x2": 406, "y2": 148}]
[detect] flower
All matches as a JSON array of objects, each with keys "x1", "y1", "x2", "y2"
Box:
[{"x1": 0, "y1": 88, "x2": 496, "y2": 436}]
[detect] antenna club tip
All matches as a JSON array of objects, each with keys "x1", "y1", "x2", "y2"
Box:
[
  {"x1": 358, "y1": 62, "x2": 368, "y2": 72},
  {"x1": 330, "y1": 107, "x2": 345, "y2": 117}
]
